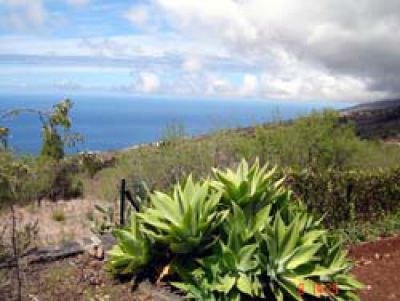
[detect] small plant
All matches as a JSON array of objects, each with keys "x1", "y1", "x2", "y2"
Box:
[
  {"x1": 52, "y1": 208, "x2": 66, "y2": 222},
  {"x1": 90, "y1": 204, "x2": 117, "y2": 235},
  {"x1": 80, "y1": 152, "x2": 104, "y2": 178}
]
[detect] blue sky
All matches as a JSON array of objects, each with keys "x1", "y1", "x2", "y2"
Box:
[{"x1": 0, "y1": 0, "x2": 399, "y2": 102}]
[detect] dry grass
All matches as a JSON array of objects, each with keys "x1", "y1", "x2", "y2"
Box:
[{"x1": 0, "y1": 198, "x2": 106, "y2": 245}]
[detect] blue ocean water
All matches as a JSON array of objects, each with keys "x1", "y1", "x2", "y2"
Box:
[{"x1": 0, "y1": 93, "x2": 351, "y2": 154}]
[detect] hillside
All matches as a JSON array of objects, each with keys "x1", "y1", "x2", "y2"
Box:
[{"x1": 340, "y1": 99, "x2": 400, "y2": 140}]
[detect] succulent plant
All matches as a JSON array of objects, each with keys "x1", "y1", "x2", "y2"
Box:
[
  {"x1": 258, "y1": 212, "x2": 363, "y2": 301},
  {"x1": 106, "y1": 214, "x2": 150, "y2": 275},
  {"x1": 137, "y1": 175, "x2": 227, "y2": 254},
  {"x1": 106, "y1": 159, "x2": 363, "y2": 301}
]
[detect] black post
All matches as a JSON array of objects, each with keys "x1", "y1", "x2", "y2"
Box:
[{"x1": 120, "y1": 179, "x2": 126, "y2": 226}]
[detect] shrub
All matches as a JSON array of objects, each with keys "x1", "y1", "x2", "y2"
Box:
[
  {"x1": 287, "y1": 167, "x2": 400, "y2": 227},
  {"x1": 107, "y1": 159, "x2": 363, "y2": 301}
]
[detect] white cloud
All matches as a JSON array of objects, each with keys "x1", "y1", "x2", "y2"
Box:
[
  {"x1": 125, "y1": 5, "x2": 149, "y2": 27},
  {"x1": 182, "y1": 56, "x2": 202, "y2": 73},
  {"x1": 136, "y1": 72, "x2": 161, "y2": 93},
  {"x1": 240, "y1": 74, "x2": 259, "y2": 97},
  {"x1": 154, "y1": 0, "x2": 400, "y2": 101},
  {"x1": 205, "y1": 74, "x2": 233, "y2": 96},
  {"x1": 0, "y1": 0, "x2": 47, "y2": 30},
  {"x1": 64, "y1": 0, "x2": 91, "y2": 8},
  {"x1": 2, "y1": 0, "x2": 399, "y2": 100}
]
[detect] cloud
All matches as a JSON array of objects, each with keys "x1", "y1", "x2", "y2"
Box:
[
  {"x1": 0, "y1": 0, "x2": 47, "y2": 30},
  {"x1": 154, "y1": 0, "x2": 400, "y2": 100},
  {"x1": 125, "y1": 5, "x2": 149, "y2": 27},
  {"x1": 205, "y1": 74, "x2": 234, "y2": 96},
  {"x1": 240, "y1": 74, "x2": 259, "y2": 97},
  {"x1": 64, "y1": 0, "x2": 91, "y2": 8},
  {"x1": 2, "y1": 1, "x2": 399, "y2": 101},
  {"x1": 182, "y1": 56, "x2": 202, "y2": 73},
  {"x1": 136, "y1": 72, "x2": 161, "y2": 93}
]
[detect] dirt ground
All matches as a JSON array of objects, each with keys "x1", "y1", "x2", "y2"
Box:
[
  {"x1": 0, "y1": 199, "x2": 109, "y2": 246},
  {"x1": 350, "y1": 234, "x2": 400, "y2": 301},
  {"x1": 0, "y1": 234, "x2": 399, "y2": 301}
]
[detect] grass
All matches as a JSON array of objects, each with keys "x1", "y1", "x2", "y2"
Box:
[
  {"x1": 51, "y1": 208, "x2": 66, "y2": 223},
  {"x1": 336, "y1": 210, "x2": 400, "y2": 244}
]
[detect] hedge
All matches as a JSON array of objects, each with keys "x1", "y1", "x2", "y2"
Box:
[{"x1": 286, "y1": 168, "x2": 400, "y2": 227}]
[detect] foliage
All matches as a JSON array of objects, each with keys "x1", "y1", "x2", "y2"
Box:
[
  {"x1": 3, "y1": 99, "x2": 82, "y2": 160},
  {"x1": 211, "y1": 159, "x2": 281, "y2": 207},
  {"x1": 107, "y1": 160, "x2": 363, "y2": 301},
  {"x1": 79, "y1": 152, "x2": 105, "y2": 178},
  {"x1": 161, "y1": 121, "x2": 186, "y2": 146},
  {"x1": 0, "y1": 127, "x2": 9, "y2": 150},
  {"x1": 39, "y1": 99, "x2": 74, "y2": 160},
  {"x1": 0, "y1": 99, "x2": 85, "y2": 209},
  {"x1": 335, "y1": 209, "x2": 400, "y2": 244},
  {"x1": 106, "y1": 214, "x2": 151, "y2": 276},
  {"x1": 0, "y1": 151, "x2": 83, "y2": 209},
  {"x1": 258, "y1": 212, "x2": 363, "y2": 301},
  {"x1": 137, "y1": 176, "x2": 227, "y2": 254},
  {"x1": 287, "y1": 167, "x2": 400, "y2": 227},
  {"x1": 90, "y1": 110, "x2": 400, "y2": 230},
  {"x1": 0, "y1": 152, "x2": 30, "y2": 206}
]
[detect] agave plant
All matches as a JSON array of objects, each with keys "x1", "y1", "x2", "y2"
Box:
[
  {"x1": 173, "y1": 224, "x2": 263, "y2": 300},
  {"x1": 212, "y1": 159, "x2": 289, "y2": 210},
  {"x1": 259, "y1": 212, "x2": 362, "y2": 301},
  {"x1": 105, "y1": 159, "x2": 363, "y2": 301},
  {"x1": 137, "y1": 175, "x2": 227, "y2": 254},
  {"x1": 222, "y1": 202, "x2": 272, "y2": 245},
  {"x1": 106, "y1": 214, "x2": 150, "y2": 275},
  {"x1": 316, "y1": 235, "x2": 364, "y2": 301},
  {"x1": 172, "y1": 202, "x2": 271, "y2": 300}
]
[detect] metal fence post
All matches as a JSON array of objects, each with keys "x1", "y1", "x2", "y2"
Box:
[{"x1": 120, "y1": 178, "x2": 126, "y2": 226}]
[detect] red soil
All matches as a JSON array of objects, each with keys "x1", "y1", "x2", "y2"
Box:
[{"x1": 349, "y1": 235, "x2": 400, "y2": 301}]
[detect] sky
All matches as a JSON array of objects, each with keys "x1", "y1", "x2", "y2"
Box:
[{"x1": 0, "y1": 0, "x2": 399, "y2": 102}]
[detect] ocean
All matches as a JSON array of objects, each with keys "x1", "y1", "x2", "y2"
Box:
[{"x1": 0, "y1": 92, "x2": 351, "y2": 154}]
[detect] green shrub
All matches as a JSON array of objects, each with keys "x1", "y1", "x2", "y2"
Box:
[
  {"x1": 287, "y1": 168, "x2": 400, "y2": 227},
  {"x1": 107, "y1": 159, "x2": 363, "y2": 301}
]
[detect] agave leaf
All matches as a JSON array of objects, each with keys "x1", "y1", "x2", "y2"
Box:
[
  {"x1": 236, "y1": 274, "x2": 253, "y2": 296},
  {"x1": 285, "y1": 244, "x2": 322, "y2": 270},
  {"x1": 212, "y1": 275, "x2": 236, "y2": 293},
  {"x1": 237, "y1": 244, "x2": 258, "y2": 272},
  {"x1": 254, "y1": 204, "x2": 272, "y2": 233}
]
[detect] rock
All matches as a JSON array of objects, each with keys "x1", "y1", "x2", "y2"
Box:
[
  {"x1": 28, "y1": 240, "x2": 84, "y2": 263},
  {"x1": 99, "y1": 233, "x2": 116, "y2": 252},
  {"x1": 136, "y1": 281, "x2": 183, "y2": 301},
  {"x1": 80, "y1": 235, "x2": 105, "y2": 260},
  {"x1": 87, "y1": 245, "x2": 104, "y2": 260}
]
